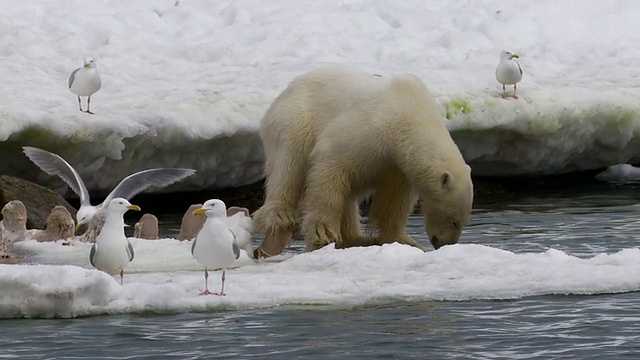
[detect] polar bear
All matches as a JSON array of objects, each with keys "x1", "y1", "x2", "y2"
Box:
[{"x1": 253, "y1": 67, "x2": 473, "y2": 258}]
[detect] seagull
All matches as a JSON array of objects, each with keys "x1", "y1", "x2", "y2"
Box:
[
  {"x1": 495, "y1": 50, "x2": 523, "y2": 99},
  {"x1": 89, "y1": 197, "x2": 140, "y2": 285},
  {"x1": 22, "y1": 146, "x2": 196, "y2": 230},
  {"x1": 191, "y1": 199, "x2": 240, "y2": 296},
  {"x1": 68, "y1": 57, "x2": 102, "y2": 114}
]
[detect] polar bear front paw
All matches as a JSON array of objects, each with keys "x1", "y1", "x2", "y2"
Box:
[
  {"x1": 307, "y1": 223, "x2": 341, "y2": 251},
  {"x1": 254, "y1": 204, "x2": 297, "y2": 234}
]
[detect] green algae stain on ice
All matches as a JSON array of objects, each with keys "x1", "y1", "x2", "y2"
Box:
[{"x1": 444, "y1": 99, "x2": 472, "y2": 120}]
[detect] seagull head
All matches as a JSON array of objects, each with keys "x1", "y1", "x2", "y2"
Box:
[
  {"x1": 76, "y1": 206, "x2": 98, "y2": 230},
  {"x1": 107, "y1": 198, "x2": 141, "y2": 214},
  {"x1": 76, "y1": 198, "x2": 140, "y2": 231},
  {"x1": 500, "y1": 50, "x2": 519, "y2": 60},
  {"x1": 193, "y1": 199, "x2": 227, "y2": 218},
  {"x1": 83, "y1": 57, "x2": 96, "y2": 68}
]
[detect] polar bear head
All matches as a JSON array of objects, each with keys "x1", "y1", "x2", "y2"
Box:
[{"x1": 422, "y1": 166, "x2": 473, "y2": 249}]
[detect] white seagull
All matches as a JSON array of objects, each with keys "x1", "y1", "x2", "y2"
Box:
[
  {"x1": 495, "y1": 50, "x2": 523, "y2": 99},
  {"x1": 89, "y1": 198, "x2": 140, "y2": 285},
  {"x1": 22, "y1": 146, "x2": 196, "y2": 229},
  {"x1": 68, "y1": 57, "x2": 102, "y2": 114},
  {"x1": 192, "y1": 199, "x2": 241, "y2": 296}
]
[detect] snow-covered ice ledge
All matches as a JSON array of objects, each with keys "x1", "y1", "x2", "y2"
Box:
[
  {"x1": 2, "y1": 0, "x2": 640, "y2": 192},
  {"x1": 4, "y1": 88, "x2": 640, "y2": 195}
]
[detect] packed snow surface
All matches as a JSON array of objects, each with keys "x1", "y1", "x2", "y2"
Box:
[
  {"x1": 1, "y1": 0, "x2": 640, "y2": 194},
  {"x1": 3, "y1": 238, "x2": 639, "y2": 319}
]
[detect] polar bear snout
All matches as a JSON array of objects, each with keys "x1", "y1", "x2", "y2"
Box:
[
  {"x1": 429, "y1": 234, "x2": 457, "y2": 249},
  {"x1": 429, "y1": 232, "x2": 460, "y2": 250}
]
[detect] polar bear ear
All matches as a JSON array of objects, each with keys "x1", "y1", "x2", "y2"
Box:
[{"x1": 440, "y1": 172, "x2": 451, "y2": 190}]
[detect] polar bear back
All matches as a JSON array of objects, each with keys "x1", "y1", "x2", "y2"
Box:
[
  {"x1": 262, "y1": 68, "x2": 446, "y2": 132},
  {"x1": 261, "y1": 67, "x2": 461, "y2": 168}
]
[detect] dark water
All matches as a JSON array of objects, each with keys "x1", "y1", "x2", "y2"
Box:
[{"x1": 2, "y1": 182, "x2": 640, "y2": 359}]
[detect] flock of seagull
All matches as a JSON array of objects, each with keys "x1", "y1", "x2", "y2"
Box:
[
  {"x1": 67, "y1": 50, "x2": 523, "y2": 116},
  {"x1": 21, "y1": 146, "x2": 247, "y2": 296}
]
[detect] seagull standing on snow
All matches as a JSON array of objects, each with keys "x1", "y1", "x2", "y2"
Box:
[
  {"x1": 68, "y1": 57, "x2": 102, "y2": 114},
  {"x1": 495, "y1": 50, "x2": 523, "y2": 99},
  {"x1": 89, "y1": 198, "x2": 140, "y2": 285},
  {"x1": 22, "y1": 146, "x2": 196, "y2": 230},
  {"x1": 192, "y1": 199, "x2": 240, "y2": 296}
]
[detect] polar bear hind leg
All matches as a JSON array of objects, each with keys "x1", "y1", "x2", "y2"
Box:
[{"x1": 336, "y1": 197, "x2": 379, "y2": 249}]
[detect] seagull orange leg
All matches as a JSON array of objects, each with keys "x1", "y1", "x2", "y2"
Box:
[
  {"x1": 120, "y1": 269, "x2": 124, "y2": 286},
  {"x1": 77, "y1": 96, "x2": 84, "y2": 112},
  {"x1": 513, "y1": 84, "x2": 519, "y2": 99}
]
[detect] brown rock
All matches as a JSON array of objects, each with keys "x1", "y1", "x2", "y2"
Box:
[
  {"x1": 0, "y1": 175, "x2": 76, "y2": 229},
  {"x1": 134, "y1": 213, "x2": 159, "y2": 239},
  {"x1": 0, "y1": 252, "x2": 26, "y2": 264},
  {"x1": 31, "y1": 206, "x2": 75, "y2": 242},
  {"x1": 1, "y1": 200, "x2": 27, "y2": 234},
  {"x1": 1, "y1": 200, "x2": 29, "y2": 252},
  {"x1": 178, "y1": 204, "x2": 205, "y2": 241},
  {"x1": 0, "y1": 200, "x2": 44, "y2": 263}
]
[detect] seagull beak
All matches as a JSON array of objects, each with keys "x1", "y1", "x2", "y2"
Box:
[
  {"x1": 75, "y1": 223, "x2": 82, "y2": 232},
  {"x1": 83, "y1": 63, "x2": 90, "y2": 68},
  {"x1": 127, "y1": 205, "x2": 141, "y2": 211},
  {"x1": 512, "y1": 54, "x2": 520, "y2": 59},
  {"x1": 193, "y1": 208, "x2": 206, "y2": 215}
]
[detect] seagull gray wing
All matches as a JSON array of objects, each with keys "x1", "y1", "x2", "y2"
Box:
[
  {"x1": 103, "y1": 168, "x2": 196, "y2": 205},
  {"x1": 229, "y1": 228, "x2": 240, "y2": 260},
  {"x1": 89, "y1": 243, "x2": 97, "y2": 267},
  {"x1": 191, "y1": 237, "x2": 198, "y2": 256},
  {"x1": 517, "y1": 61, "x2": 523, "y2": 76},
  {"x1": 68, "y1": 67, "x2": 80, "y2": 89},
  {"x1": 232, "y1": 240, "x2": 241, "y2": 260},
  {"x1": 126, "y1": 239, "x2": 135, "y2": 262},
  {"x1": 23, "y1": 146, "x2": 91, "y2": 207}
]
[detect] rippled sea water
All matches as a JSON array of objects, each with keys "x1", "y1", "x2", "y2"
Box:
[{"x1": 2, "y1": 182, "x2": 640, "y2": 359}]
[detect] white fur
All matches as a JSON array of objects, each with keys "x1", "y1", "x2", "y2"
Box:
[{"x1": 254, "y1": 67, "x2": 474, "y2": 253}]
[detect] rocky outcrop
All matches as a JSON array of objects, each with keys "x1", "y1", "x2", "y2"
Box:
[
  {"x1": 30, "y1": 206, "x2": 75, "y2": 242},
  {"x1": 178, "y1": 204, "x2": 205, "y2": 241},
  {"x1": 1, "y1": 200, "x2": 29, "y2": 253},
  {"x1": 0, "y1": 200, "x2": 40, "y2": 262},
  {"x1": 134, "y1": 213, "x2": 159, "y2": 239},
  {"x1": 0, "y1": 175, "x2": 76, "y2": 229}
]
